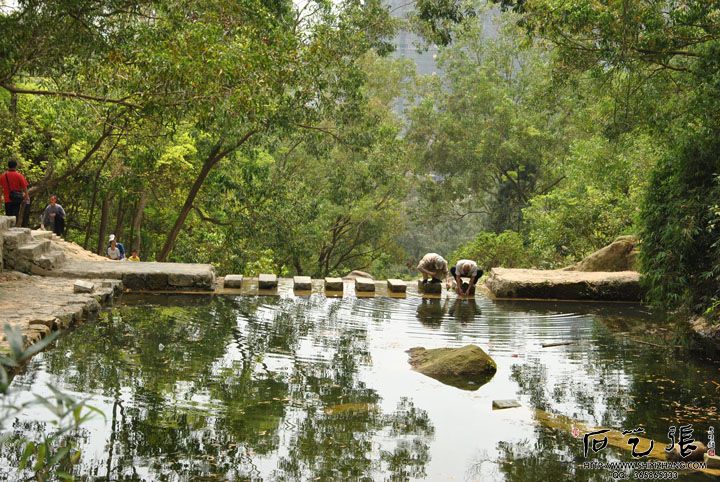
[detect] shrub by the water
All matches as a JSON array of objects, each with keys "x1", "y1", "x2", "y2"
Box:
[
  {"x1": 640, "y1": 131, "x2": 720, "y2": 316},
  {"x1": 450, "y1": 230, "x2": 534, "y2": 271}
]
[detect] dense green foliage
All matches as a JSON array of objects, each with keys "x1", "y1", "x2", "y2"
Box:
[{"x1": 2, "y1": 0, "x2": 719, "y2": 313}]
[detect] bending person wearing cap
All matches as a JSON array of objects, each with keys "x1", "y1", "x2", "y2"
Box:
[
  {"x1": 451, "y1": 259, "x2": 483, "y2": 296},
  {"x1": 107, "y1": 234, "x2": 126, "y2": 260},
  {"x1": 416, "y1": 253, "x2": 450, "y2": 286}
]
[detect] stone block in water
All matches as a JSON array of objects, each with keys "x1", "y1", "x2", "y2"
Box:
[
  {"x1": 387, "y1": 279, "x2": 407, "y2": 293},
  {"x1": 324, "y1": 277, "x2": 343, "y2": 291},
  {"x1": 355, "y1": 277, "x2": 375, "y2": 292},
  {"x1": 258, "y1": 273, "x2": 277, "y2": 289},
  {"x1": 293, "y1": 276, "x2": 311, "y2": 291},
  {"x1": 224, "y1": 275, "x2": 243, "y2": 289},
  {"x1": 492, "y1": 399, "x2": 521, "y2": 410},
  {"x1": 418, "y1": 279, "x2": 442, "y2": 294}
]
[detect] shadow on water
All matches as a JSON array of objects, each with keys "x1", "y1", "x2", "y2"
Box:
[{"x1": 1, "y1": 294, "x2": 719, "y2": 481}]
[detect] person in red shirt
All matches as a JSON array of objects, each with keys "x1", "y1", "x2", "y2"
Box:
[{"x1": 1, "y1": 161, "x2": 29, "y2": 221}]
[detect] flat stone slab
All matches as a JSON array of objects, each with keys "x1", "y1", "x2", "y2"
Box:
[
  {"x1": 418, "y1": 279, "x2": 442, "y2": 294},
  {"x1": 324, "y1": 277, "x2": 343, "y2": 291},
  {"x1": 73, "y1": 280, "x2": 94, "y2": 293},
  {"x1": 387, "y1": 279, "x2": 407, "y2": 293},
  {"x1": 293, "y1": 276, "x2": 311, "y2": 291},
  {"x1": 492, "y1": 399, "x2": 521, "y2": 410},
  {"x1": 258, "y1": 273, "x2": 278, "y2": 289},
  {"x1": 50, "y1": 260, "x2": 216, "y2": 291},
  {"x1": 223, "y1": 274, "x2": 244, "y2": 289},
  {"x1": 355, "y1": 277, "x2": 375, "y2": 292},
  {"x1": 484, "y1": 267, "x2": 643, "y2": 301}
]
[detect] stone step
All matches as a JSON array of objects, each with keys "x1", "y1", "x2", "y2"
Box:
[
  {"x1": 258, "y1": 273, "x2": 278, "y2": 289},
  {"x1": 355, "y1": 277, "x2": 375, "y2": 292},
  {"x1": 223, "y1": 274, "x2": 243, "y2": 289},
  {"x1": 17, "y1": 239, "x2": 51, "y2": 258},
  {"x1": 293, "y1": 276, "x2": 312, "y2": 291},
  {"x1": 35, "y1": 251, "x2": 66, "y2": 270},
  {"x1": 324, "y1": 277, "x2": 343, "y2": 291},
  {"x1": 418, "y1": 279, "x2": 442, "y2": 294},
  {"x1": 2, "y1": 227, "x2": 32, "y2": 250},
  {"x1": 387, "y1": 279, "x2": 407, "y2": 293},
  {"x1": 0, "y1": 216, "x2": 15, "y2": 232},
  {"x1": 31, "y1": 230, "x2": 53, "y2": 241}
]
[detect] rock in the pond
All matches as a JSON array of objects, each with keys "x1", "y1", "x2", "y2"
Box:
[
  {"x1": 258, "y1": 273, "x2": 277, "y2": 289},
  {"x1": 418, "y1": 279, "x2": 442, "y2": 294},
  {"x1": 387, "y1": 278, "x2": 407, "y2": 293},
  {"x1": 73, "y1": 280, "x2": 94, "y2": 293},
  {"x1": 407, "y1": 344, "x2": 496, "y2": 391},
  {"x1": 344, "y1": 270, "x2": 374, "y2": 280},
  {"x1": 355, "y1": 277, "x2": 375, "y2": 292},
  {"x1": 689, "y1": 316, "x2": 720, "y2": 349},
  {"x1": 324, "y1": 277, "x2": 343, "y2": 291},
  {"x1": 492, "y1": 399, "x2": 521, "y2": 410},
  {"x1": 666, "y1": 441, "x2": 707, "y2": 462},
  {"x1": 223, "y1": 274, "x2": 243, "y2": 289},
  {"x1": 293, "y1": 275, "x2": 312, "y2": 291}
]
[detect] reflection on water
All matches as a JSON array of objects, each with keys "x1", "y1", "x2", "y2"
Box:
[{"x1": 1, "y1": 294, "x2": 719, "y2": 481}]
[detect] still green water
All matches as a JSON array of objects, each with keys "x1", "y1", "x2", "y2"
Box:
[{"x1": 2, "y1": 294, "x2": 719, "y2": 481}]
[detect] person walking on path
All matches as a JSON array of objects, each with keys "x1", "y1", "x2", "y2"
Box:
[
  {"x1": 1, "y1": 161, "x2": 29, "y2": 222},
  {"x1": 42, "y1": 195, "x2": 66, "y2": 236},
  {"x1": 107, "y1": 234, "x2": 126, "y2": 260}
]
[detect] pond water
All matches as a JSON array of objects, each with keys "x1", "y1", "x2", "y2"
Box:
[{"x1": 1, "y1": 293, "x2": 719, "y2": 481}]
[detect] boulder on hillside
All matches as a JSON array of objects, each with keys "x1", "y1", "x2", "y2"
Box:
[
  {"x1": 407, "y1": 344, "x2": 496, "y2": 391},
  {"x1": 343, "y1": 270, "x2": 374, "y2": 280},
  {"x1": 565, "y1": 235, "x2": 640, "y2": 272}
]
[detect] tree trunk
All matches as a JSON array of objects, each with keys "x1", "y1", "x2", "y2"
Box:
[
  {"x1": 156, "y1": 132, "x2": 255, "y2": 261},
  {"x1": 96, "y1": 194, "x2": 111, "y2": 255},
  {"x1": 131, "y1": 190, "x2": 148, "y2": 254},
  {"x1": 113, "y1": 196, "x2": 127, "y2": 242}
]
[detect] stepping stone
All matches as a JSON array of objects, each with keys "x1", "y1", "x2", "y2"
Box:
[
  {"x1": 224, "y1": 275, "x2": 244, "y2": 289},
  {"x1": 355, "y1": 277, "x2": 375, "y2": 292},
  {"x1": 258, "y1": 273, "x2": 278, "y2": 289},
  {"x1": 492, "y1": 399, "x2": 521, "y2": 410},
  {"x1": 324, "y1": 277, "x2": 343, "y2": 291},
  {"x1": 73, "y1": 280, "x2": 95, "y2": 294},
  {"x1": 418, "y1": 279, "x2": 442, "y2": 294},
  {"x1": 387, "y1": 279, "x2": 407, "y2": 293},
  {"x1": 293, "y1": 276, "x2": 312, "y2": 291}
]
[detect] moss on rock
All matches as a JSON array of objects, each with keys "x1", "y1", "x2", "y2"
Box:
[{"x1": 406, "y1": 344, "x2": 497, "y2": 391}]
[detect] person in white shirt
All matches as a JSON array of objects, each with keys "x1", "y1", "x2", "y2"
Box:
[{"x1": 451, "y1": 259, "x2": 483, "y2": 296}]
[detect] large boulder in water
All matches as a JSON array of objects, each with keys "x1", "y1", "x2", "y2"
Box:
[
  {"x1": 565, "y1": 235, "x2": 640, "y2": 272},
  {"x1": 406, "y1": 345, "x2": 496, "y2": 391}
]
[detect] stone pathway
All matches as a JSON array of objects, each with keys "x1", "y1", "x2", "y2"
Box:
[
  {"x1": 0, "y1": 272, "x2": 122, "y2": 356},
  {"x1": 49, "y1": 260, "x2": 216, "y2": 291}
]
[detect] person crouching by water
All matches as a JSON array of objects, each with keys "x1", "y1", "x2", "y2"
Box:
[
  {"x1": 451, "y1": 259, "x2": 483, "y2": 296},
  {"x1": 42, "y1": 195, "x2": 66, "y2": 236},
  {"x1": 128, "y1": 250, "x2": 140, "y2": 262},
  {"x1": 416, "y1": 253, "x2": 450, "y2": 286},
  {"x1": 107, "y1": 234, "x2": 125, "y2": 260}
]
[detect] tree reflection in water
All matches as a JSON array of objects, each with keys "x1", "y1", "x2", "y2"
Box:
[{"x1": 0, "y1": 297, "x2": 434, "y2": 481}]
